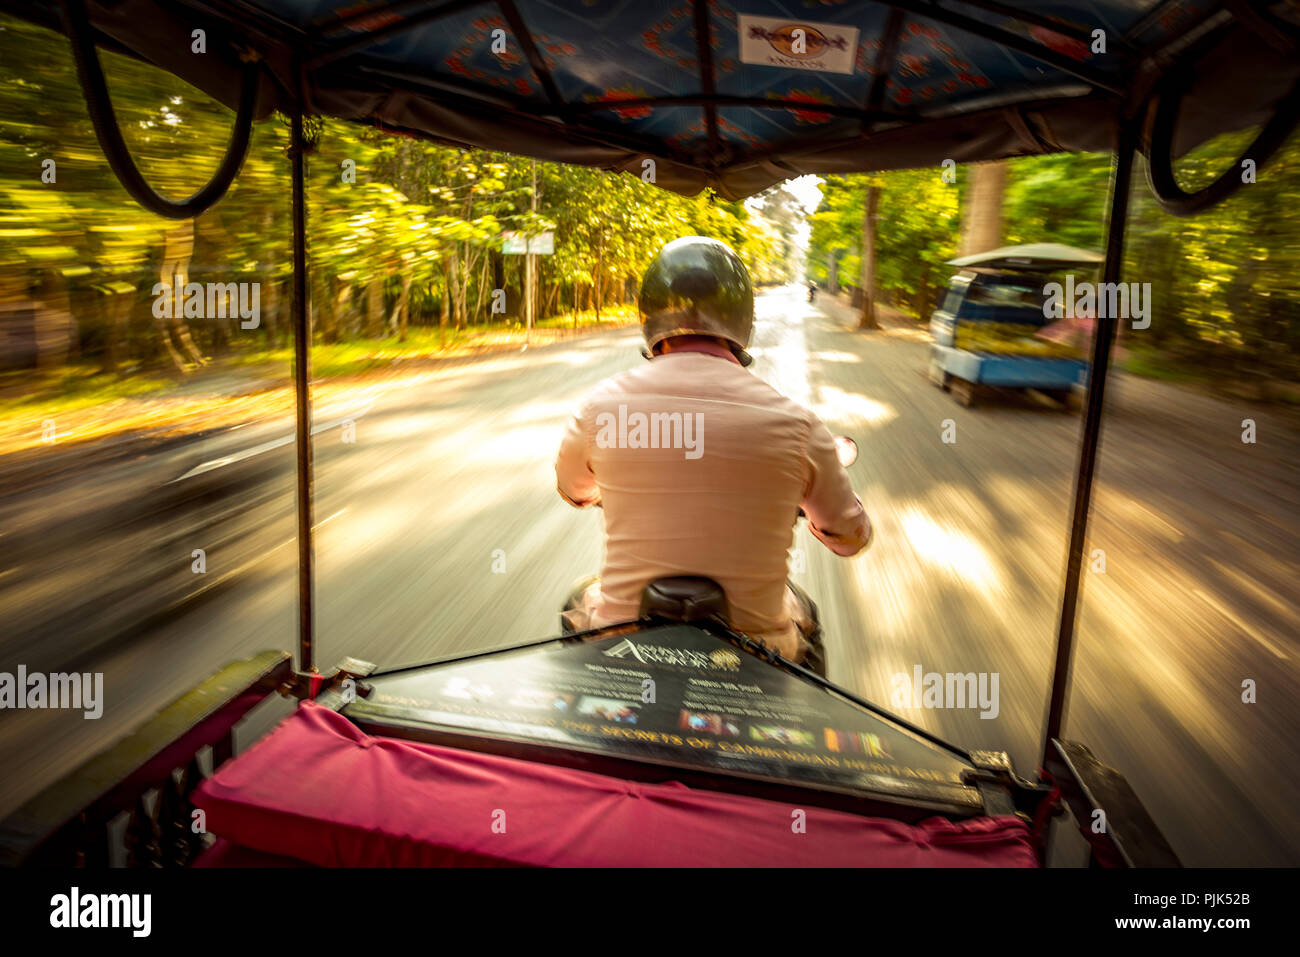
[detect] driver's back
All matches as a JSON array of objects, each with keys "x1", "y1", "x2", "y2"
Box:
[{"x1": 556, "y1": 349, "x2": 866, "y2": 655}]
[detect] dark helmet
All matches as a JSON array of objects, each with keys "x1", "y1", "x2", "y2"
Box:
[{"x1": 639, "y1": 236, "x2": 754, "y2": 366}]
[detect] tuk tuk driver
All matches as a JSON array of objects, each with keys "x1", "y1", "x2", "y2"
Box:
[{"x1": 553, "y1": 237, "x2": 871, "y2": 675}]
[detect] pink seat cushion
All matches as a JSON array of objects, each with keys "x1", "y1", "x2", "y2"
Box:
[{"x1": 193, "y1": 702, "x2": 1038, "y2": 867}]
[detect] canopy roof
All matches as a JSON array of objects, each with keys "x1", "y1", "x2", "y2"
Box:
[
  {"x1": 7, "y1": 1, "x2": 1299, "y2": 199},
  {"x1": 947, "y1": 242, "x2": 1105, "y2": 270}
]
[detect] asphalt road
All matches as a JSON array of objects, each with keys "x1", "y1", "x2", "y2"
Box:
[{"x1": 1, "y1": 284, "x2": 1297, "y2": 865}]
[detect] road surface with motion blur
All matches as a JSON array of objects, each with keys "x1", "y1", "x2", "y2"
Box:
[{"x1": 1, "y1": 285, "x2": 1297, "y2": 865}]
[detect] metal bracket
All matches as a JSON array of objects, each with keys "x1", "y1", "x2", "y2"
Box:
[
  {"x1": 281, "y1": 656, "x2": 377, "y2": 702},
  {"x1": 962, "y1": 750, "x2": 1055, "y2": 819},
  {"x1": 1046, "y1": 739, "x2": 1181, "y2": 867}
]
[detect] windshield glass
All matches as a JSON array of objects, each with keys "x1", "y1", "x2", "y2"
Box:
[{"x1": 966, "y1": 276, "x2": 1044, "y2": 309}]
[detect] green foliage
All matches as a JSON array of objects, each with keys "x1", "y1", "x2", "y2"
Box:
[
  {"x1": 1124, "y1": 131, "x2": 1300, "y2": 379},
  {"x1": 0, "y1": 13, "x2": 785, "y2": 375},
  {"x1": 808, "y1": 133, "x2": 1300, "y2": 381},
  {"x1": 5, "y1": 8, "x2": 1295, "y2": 387},
  {"x1": 1002, "y1": 152, "x2": 1108, "y2": 249},
  {"x1": 808, "y1": 169, "x2": 958, "y2": 313}
]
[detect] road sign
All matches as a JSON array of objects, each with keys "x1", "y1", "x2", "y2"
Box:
[{"x1": 502, "y1": 231, "x2": 554, "y2": 255}]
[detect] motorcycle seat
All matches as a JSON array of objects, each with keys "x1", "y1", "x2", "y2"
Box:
[{"x1": 638, "y1": 576, "x2": 729, "y2": 624}]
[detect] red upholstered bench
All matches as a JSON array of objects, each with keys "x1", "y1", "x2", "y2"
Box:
[{"x1": 193, "y1": 702, "x2": 1038, "y2": 867}]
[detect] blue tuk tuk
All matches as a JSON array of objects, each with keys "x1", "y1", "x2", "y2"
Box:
[{"x1": 928, "y1": 244, "x2": 1102, "y2": 408}]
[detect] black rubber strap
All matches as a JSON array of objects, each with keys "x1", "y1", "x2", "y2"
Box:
[
  {"x1": 1146, "y1": 62, "x2": 1300, "y2": 217},
  {"x1": 59, "y1": 0, "x2": 260, "y2": 219}
]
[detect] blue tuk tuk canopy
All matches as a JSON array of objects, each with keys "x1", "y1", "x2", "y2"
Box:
[{"x1": 7, "y1": 0, "x2": 1299, "y2": 199}]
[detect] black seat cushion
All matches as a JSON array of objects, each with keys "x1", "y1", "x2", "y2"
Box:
[{"x1": 638, "y1": 577, "x2": 729, "y2": 623}]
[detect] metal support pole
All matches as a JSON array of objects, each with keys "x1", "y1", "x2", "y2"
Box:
[
  {"x1": 525, "y1": 157, "x2": 536, "y2": 343},
  {"x1": 289, "y1": 65, "x2": 317, "y2": 676},
  {"x1": 1040, "y1": 117, "x2": 1137, "y2": 769}
]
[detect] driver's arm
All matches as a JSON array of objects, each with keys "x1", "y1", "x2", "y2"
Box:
[
  {"x1": 802, "y1": 418, "x2": 871, "y2": 556},
  {"x1": 555, "y1": 403, "x2": 600, "y2": 508}
]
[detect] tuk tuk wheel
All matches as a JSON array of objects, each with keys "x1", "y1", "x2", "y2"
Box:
[
  {"x1": 928, "y1": 357, "x2": 951, "y2": 390},
  {"x1": 951, "y1": 378, "x2": 977, "y2": 407},
  {"x1": 1040, "y1": 388, "x2": 1077, "y2": 412}
]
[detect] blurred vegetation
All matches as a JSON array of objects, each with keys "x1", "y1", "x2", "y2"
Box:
[
  {"x1": 4, "y1": 9, "x2": 1296, "y2": 409},
  {"x1": 0, "y1": 14, "x2": 796, "y2": 395},
  {"x1": 809, "y1": 130, "x2": 1300, "y2": 393}
]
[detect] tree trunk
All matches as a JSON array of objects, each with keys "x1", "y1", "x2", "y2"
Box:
[
  {"x1": 492, "y1": 252, "x2": 505, "y2": 309},
  {"x1": 440, "y1": 259, "x2": 451, "y2": 329},
  {"x1": 158, "y1": 221, "x2": 206, "y2": 372},
  {"x1": 262, "y1": 278, "x2": 282, "y2": 346},
  {"x1": 394, "y1": 274, "x2": 412, "y2": 341},
  {"x1": 447, "y1": 251, "x2": 463, "y2": 330},
  {"x1": 323, "y1": 275, "x2": 350, "y2": 344},
  {"x1": 472, "y1": 257, "x2": 489, "y2": 327},
  {"x1": 454, "y1": 248, "x2": 468, "y2": 331},
  {"x1": 364, "y1": 279, "x2": 383, "y2": 337},
  {"x1": 33, "y1": 275, "x2": 76, "y2": 370},
  {"x1": 858, "y1": 185, "x2": 881, "y2": 330},
  {"x1": 100, "y1": 292, "x2": 131, "y2": 375},
  {"x1": 959, "y1": 160, "x2": 1007, "y2": 256}
]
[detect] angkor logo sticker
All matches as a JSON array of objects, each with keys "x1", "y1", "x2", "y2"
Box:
[
  {"x1": 738, "y1": 14, "x2": 858, "y2": 75},
  {"x1": 603, "y1": 638, "x2": 740, "y2": 671},
  {"x1": 709, "y1": 648, "x2": 742, "y2": 671}
]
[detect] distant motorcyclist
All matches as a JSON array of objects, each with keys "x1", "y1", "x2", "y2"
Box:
[{"x1": 555, "y1": 237, "x2": 870, "y2": 673}]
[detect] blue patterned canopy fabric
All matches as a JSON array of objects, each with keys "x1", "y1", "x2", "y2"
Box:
[{"x1": 7, "y1": 0, "x2": 1298, "y2": 197}]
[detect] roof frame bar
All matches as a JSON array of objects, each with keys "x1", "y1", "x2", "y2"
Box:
[
  {"x1": 1126, "y1": 0, "x2": 1231, "y2": 62},
  {"x1": 942, "y1": 0, "x2": 1121, "y2": 49},
  {"x1": 699, "y1": 86, "x2": 1108, "y2": 180},
  {"x1": 872, "y1": 0, "x2": 1128, "y2": 96},
  {"x1": 356, "y1": 60, "x2": 545, "y2": 114},
  {"x1": 496, "y1": 0, "x2": 569, "y2": 117},
  {"x1": 314, "y1": 0, "x2": 455, "y2": 37},
  {"x1": 692, "y1": 0, "x2": 721, "y2": 161},
  {"x1": 570, "y1": 93, "x2": 910, "y2": 124},
  {"x1": 1223, "y1": 0, "x2": 1300, "y2": 55},
  {"x1": 353, "y1": 63, "x2": 703, "y2": 163},
  {"x1": 1124, "y1": 0, "x2": 1212, "y2": 46},
  {"x1": 306, "y1": 0, "x2": 491, "y2": 69},
  {"x1": 186, "y1": 0, "x2": 310, "y2": 44},
  {"x1": 864, "y1": 8, "x2": 907, "y2": 133}
]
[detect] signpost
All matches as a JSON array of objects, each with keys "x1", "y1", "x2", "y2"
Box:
[
  {"x1": 500, "y1": 162, "x2": 556, "y2": 343},
  {"x1": 501, "y1": 231, "x2": 554, "y2": 255}
]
